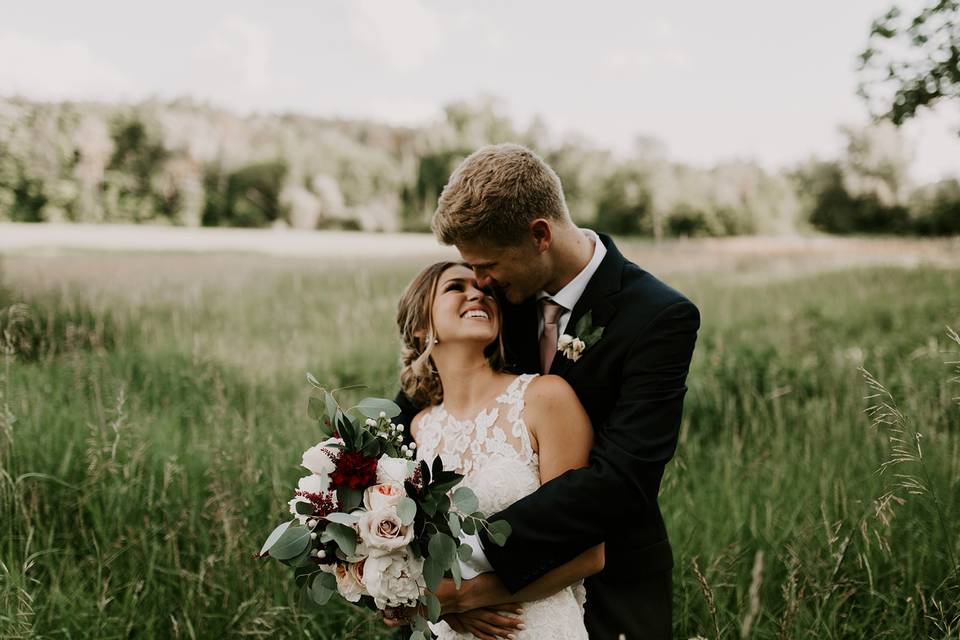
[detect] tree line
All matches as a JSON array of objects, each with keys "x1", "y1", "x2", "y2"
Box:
[{"x1": 0, "y1": 96, "x2": 957, "y2": 236}]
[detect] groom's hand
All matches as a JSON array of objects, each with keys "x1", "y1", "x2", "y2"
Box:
[{"x1": 442, "y1": 604, "x2": 524, "y2": 640}]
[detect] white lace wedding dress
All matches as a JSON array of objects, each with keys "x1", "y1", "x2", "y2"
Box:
[{"x1": 415, "y1": 373, "x2": 588, "y2": 640}]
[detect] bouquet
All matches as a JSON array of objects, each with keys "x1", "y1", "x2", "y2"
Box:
[{"x1": 258, "y1": 375, "x2": 511, "y2": 639}]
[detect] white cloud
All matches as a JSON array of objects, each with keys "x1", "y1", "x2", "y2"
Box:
[
  {"x1": 347, "y1": 0, "x2": 443, "y2": 71},
  {"x1": 0, "y1": 31, "x2": 136, "y2": 100}
]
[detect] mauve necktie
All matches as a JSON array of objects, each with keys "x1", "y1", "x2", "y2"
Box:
[{"x1": 539, "y1": 299, "x2": 565, "y2": 373}]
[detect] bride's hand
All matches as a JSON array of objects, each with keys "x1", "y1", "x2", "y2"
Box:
[{"x1": 442, "y1": 604, "x2": 524, "y2": 640}]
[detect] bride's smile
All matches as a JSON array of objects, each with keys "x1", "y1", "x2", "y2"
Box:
[{"x1": 431, "y1": 265, "x2": 499, "y2": 346}]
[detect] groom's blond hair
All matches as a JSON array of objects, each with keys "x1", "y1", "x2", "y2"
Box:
[{"x1": 432, "y1": 143, "x2": 570, "y2": 247}]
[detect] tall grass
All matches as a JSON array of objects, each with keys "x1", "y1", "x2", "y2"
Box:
[{"x1": 0, "y1": 254, "x2": 958, "y2": 638}]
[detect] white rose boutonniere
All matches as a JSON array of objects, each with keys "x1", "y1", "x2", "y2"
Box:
[
  {"x1": 556, "y1": 310, "x2": 605, "y2": 363},
  {"x1": 557, "y1": 334, "x2": 587, "y2": 361}
]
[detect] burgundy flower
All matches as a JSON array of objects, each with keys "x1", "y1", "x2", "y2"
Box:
[
  {"x1": 330, "y1": 451, "x2": 379, "y2": 491},
  {"x1": 295, "y1": 489, "x2": 337, "y2": 519}
]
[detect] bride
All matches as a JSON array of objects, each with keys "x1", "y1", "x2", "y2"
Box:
[{"x1": 393, "y1": 260, "x2": 604, "y2": 639}]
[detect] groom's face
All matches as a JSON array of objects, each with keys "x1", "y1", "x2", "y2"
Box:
[{"x1": 457, "y1": 240, "x2": 548, "y2": 305}]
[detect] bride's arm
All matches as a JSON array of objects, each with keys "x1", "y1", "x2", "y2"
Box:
[{"x1": 441, "y1": 376, "x2": 604, "y2": 613}]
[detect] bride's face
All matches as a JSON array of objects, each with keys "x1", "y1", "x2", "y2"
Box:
[{"x1": 430, "y1": 265, "x2": 499, "y2": 347}]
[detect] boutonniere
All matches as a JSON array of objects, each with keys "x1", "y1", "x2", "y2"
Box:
[{"x1": 557, "y1": 311, "x2": 605, "y2": 362}]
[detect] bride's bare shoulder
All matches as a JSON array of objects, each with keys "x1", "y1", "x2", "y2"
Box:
[{"x1": 524, "y1": 375, "x2": 586, "y2": 421}]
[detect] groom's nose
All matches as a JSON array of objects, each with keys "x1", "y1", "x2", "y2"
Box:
[{"x1": 475, "y1": 272, "x2": 495, "y2": 289}]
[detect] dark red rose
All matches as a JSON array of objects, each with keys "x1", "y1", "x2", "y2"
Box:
[{"x1": 330, "y1": 451, "x2": 378, "y2": 491}]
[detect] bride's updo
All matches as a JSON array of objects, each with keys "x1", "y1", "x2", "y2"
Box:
[{"x1": 396, "y1": 261, "x2": 506, "y2": 407}]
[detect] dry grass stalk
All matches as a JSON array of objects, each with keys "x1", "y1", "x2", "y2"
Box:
[
  {"x1": 692, "y1": 556, "x2": 721, "y2": 639},
  {"x1": 740, "y1": 550, "x2": 765, "y2": 639}
]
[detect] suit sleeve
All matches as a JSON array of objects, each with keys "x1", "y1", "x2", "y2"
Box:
[{"x1": 480, "y1": 299, "x2": 700, "y2": 592}]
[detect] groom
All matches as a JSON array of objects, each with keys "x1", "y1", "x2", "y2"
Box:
[{"x1": 396, "y1": 143, "x2": 699, "y2": 639}]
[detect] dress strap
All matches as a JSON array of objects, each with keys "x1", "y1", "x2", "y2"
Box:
[{"x1": 497, "y1": 374, "x2": 538, "y2": 460}]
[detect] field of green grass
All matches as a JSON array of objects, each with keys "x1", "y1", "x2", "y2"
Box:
[{"x1": 1, "y1": 242, "x2": 958, "y2": 639}]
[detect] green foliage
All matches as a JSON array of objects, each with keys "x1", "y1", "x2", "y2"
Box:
[
  {"x1": 909, "y1": 178, "x2": 960, "y2": 235},
  {"x1": 203, "y1": 160, "x2": 288, "y2": 227},
  {"x1": 1, "y1": 252, "x2": 958, "y2": 637},
  {"x1": 1, "y1": 96, "x2": 956, "y2": 235},
  {"x1": 858, "y1": 0, "x2": 960, "y2": 128},
  {"x1": 402, "y1": 148, "x2": 472, "y2": 231},
  {"x1": 794, "y1": 158, "x2": 912, "y2": 234},
  {"x1": 595, "y1": 165, "x2": 653, "y2": 235}
]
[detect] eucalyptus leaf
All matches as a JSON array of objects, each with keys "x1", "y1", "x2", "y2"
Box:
[
  {"x1": 309, "y1": 578, "x2": 335, "y2": 606},
  {"x1": 325, "y1": 522, "x2": 358, "y2": 555},
  {"x1": 450, "y1": 555, "x2": 462, "y2": 588},
  {"x1": 325, "y1": 512, "x2": 360, "y2": 526},
  {"x1": 448, "y1": 512, "x2": 461, "y2": 537},
  {"x1": 452, "y1": 487, "x2": 479, "y2": 514},
  {"x1": 487, "y1": 520, "x2": 512, "y2": 547},
  {"x1": 306, "y1": 372, "x2": 321, "y2": 387},
  {"x1": 268, "y1": 525, "x2": 311, "y2": 560},
  {"x1": 259, "y1": 521, "x2": 292, "y2": 556},
  {"x1": 422, "y1": 555, "x2": 443, "y2": 592},
  {"x1": 425, "y1": 593, "x2": 441, "y2": 623},
  {"x1": 461, "y1": 515, "x2": 476, "y2": 535},
  {"x1": 457, "y1": 542, "x2": 473, "y2": 562},
  {"x1": 315, "y1": 571, "x2": 337, "y2": 590},
  {"x1": 413, "y1": 613, "x2": 431, "y2": 635},
  {"x1": 294, "y1": 563, "x2": 322, "y2": 588},
  {"x1": 324, "y1": 391, "x2": 338, "y2": 424},
  {"x1": 356, "y1": 397, "x2": 401, "y2": 419},
  {"x1": 397, "y1": 497, "x2": 417, "y2": 526},
  {"x1": 427, "y1": 532, "x2": 457, "y2": 569},
  {"x1": 336, "y1": 487, "x2": 363, "y2": 513}
]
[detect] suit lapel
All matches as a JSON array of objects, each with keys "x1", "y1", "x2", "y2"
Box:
[{"x1": 549, "y1": 234, "x2": 625, "y2": 377}]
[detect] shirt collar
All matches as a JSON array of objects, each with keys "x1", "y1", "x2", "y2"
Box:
[{"x1": 537, "y1": 228, "x2": 607, "y2": 311}]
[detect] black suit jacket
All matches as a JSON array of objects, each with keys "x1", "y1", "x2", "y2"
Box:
[{"x1": 396, "y1": 234, "x2": 699, "y2": 593}]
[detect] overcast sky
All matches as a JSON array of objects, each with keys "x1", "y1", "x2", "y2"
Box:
[{"x1": 1, "y1": 0, "x2": 957, "y2": 181}]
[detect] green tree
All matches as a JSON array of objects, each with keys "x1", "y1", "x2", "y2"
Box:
[
  {"x1": 202, "y1": 160, "x2": 288, "y2": 227},
  {"x1": 858, "y1": 0, "x2": 960, "y2": 128},
  {"x1": 595, "y1": 165, "x2": 653, "y2": 235}
]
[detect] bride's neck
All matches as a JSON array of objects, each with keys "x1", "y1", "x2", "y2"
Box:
[{"x1": 433, "y1": 346, "x2": 504, "y2": 414}]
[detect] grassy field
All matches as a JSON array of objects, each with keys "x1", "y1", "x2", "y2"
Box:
[{"x1": 1, "y1": 240, "x2": 959, "y2": 639}]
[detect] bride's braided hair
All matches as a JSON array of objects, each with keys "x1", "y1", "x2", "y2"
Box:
[{"x1": 396, "y1": 261, "x2": 507, "y2": 407}]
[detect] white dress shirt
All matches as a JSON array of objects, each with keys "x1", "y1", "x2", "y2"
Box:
[
  {"x1": 459, "y1": 228, "x2": 606, "y2": 579},
  {"x1": 536, "y1": 228, "x2": 607, "y2": 338}
]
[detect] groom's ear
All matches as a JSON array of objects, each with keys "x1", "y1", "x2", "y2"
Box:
[{"x1": 529, "y1": 218, "x2": 552, "y2": 253}]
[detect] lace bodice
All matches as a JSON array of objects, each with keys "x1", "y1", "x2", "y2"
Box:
[{"x1": 414, "y1": 374, "x2": 588, "y2": 640}]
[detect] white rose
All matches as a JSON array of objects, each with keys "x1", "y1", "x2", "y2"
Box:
[
  {"x1": 357, "y1": 507, "x2": 414, "y2": 556},
  {"x1": 363, "y1": 482, "x2": 407, "y2": 511},
  {"x1": 297, "y1": 473, "x2": 328, "y2": 494},
  {"x1": 302, "y1": 437, "x2": 342, "y2": 477},
  {"x1": 560, "y1": 337, "x2": 586, "y2": 361},
  {"x1": 362, "y1": 548, "x2": 425, "y2": 609},
  {"x1": 334, "y1": 560, "x2": 368, "y2": 603},
  {"x1": 557, "y1": 334, "x2": 574, "y2": 350},
  {"x1": 376, "y1": 454, "x2": 414, "y2": 485}
]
